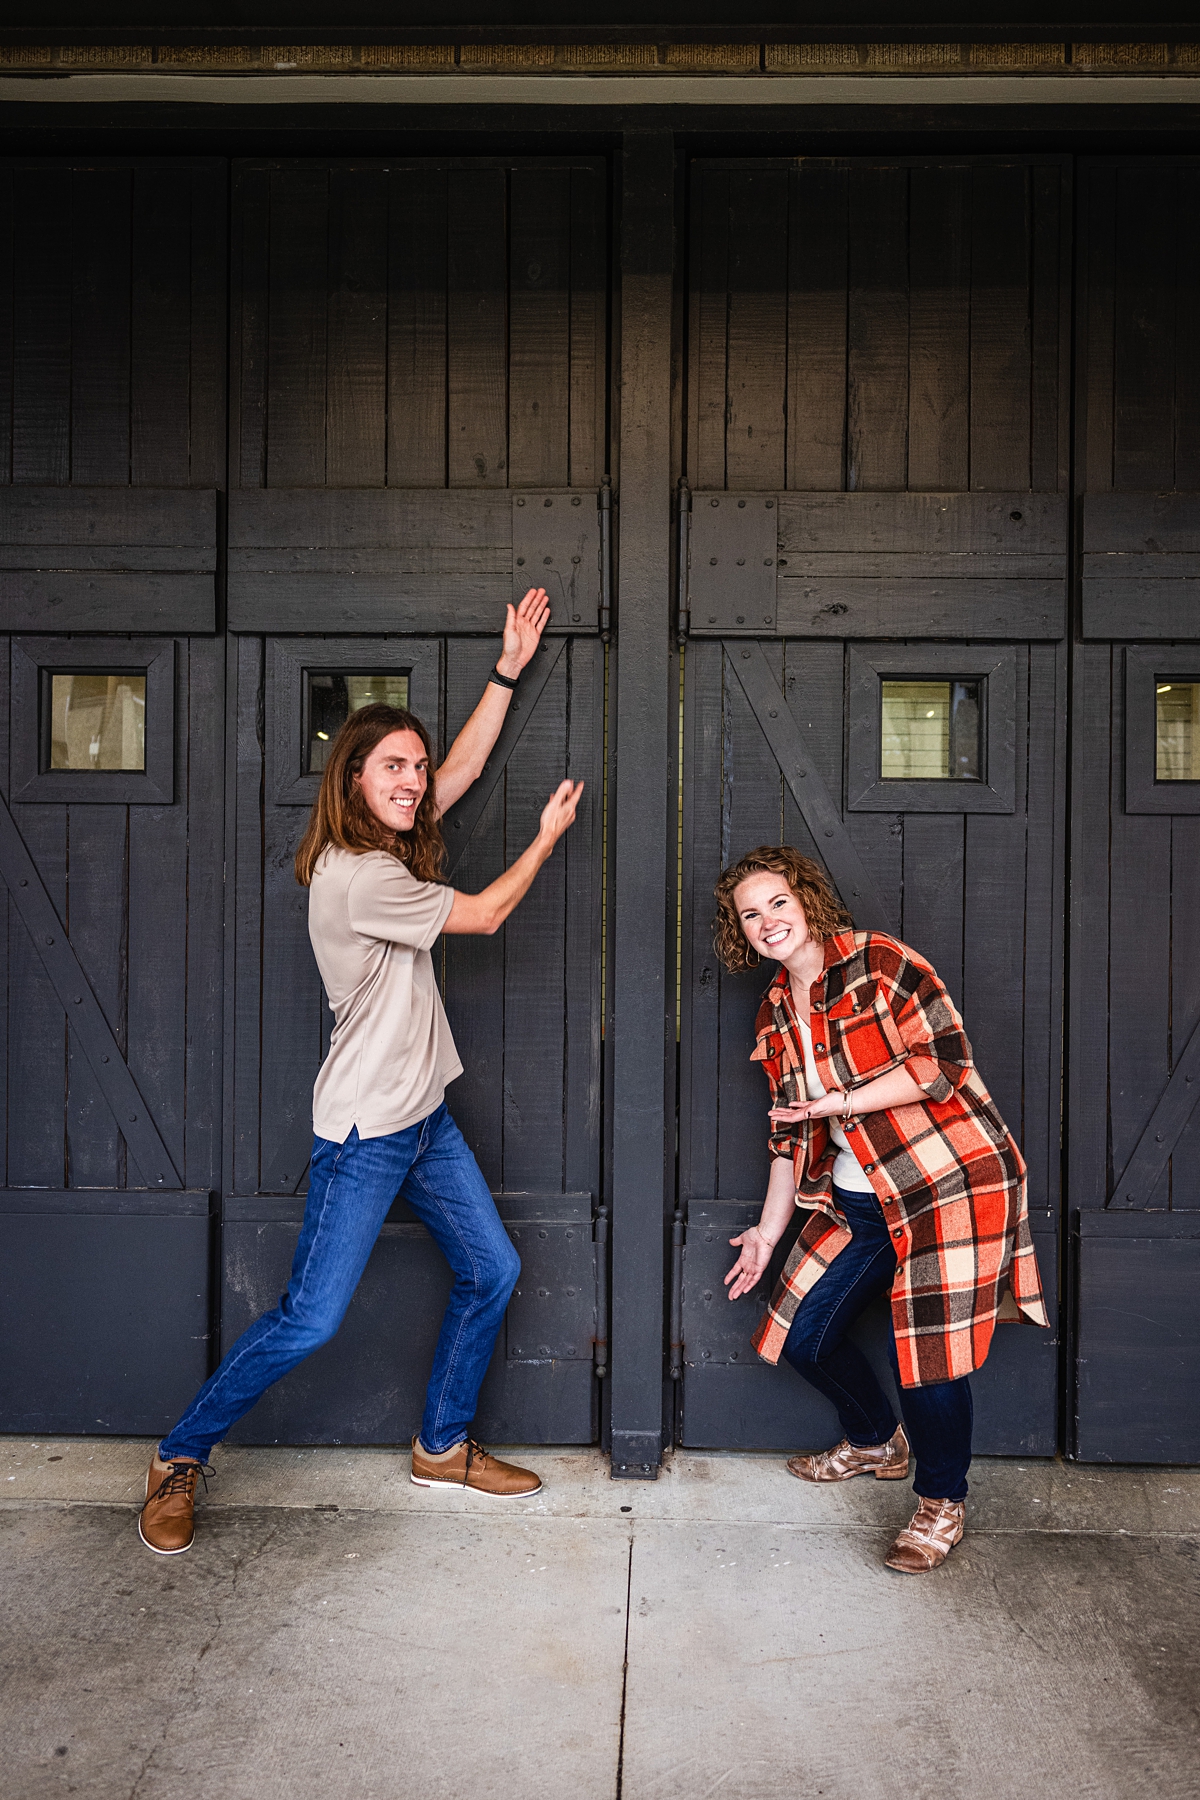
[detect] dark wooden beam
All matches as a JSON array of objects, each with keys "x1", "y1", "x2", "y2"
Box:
[{"x1": 609, "y1": 129, "x2": 674, "y2": 1480}]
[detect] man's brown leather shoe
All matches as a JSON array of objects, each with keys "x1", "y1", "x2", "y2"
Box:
[
  {"x1": 884, "y1": 1497, "x2": 965, "y2": 1572},
  {"x1": 786, "y1": 1423, "x2": 909, "y2": 1483},
  {"x1": 138, "y1": 1453, "x2": 207, "y2": 1555},
  {"x1": 410, "y1": 1436, "x2": 542, "y2": 1498}
]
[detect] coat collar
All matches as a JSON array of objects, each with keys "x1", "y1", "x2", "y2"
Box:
[{"x1": 763, "y1": 930, "x2": 863, "y2": 1006}]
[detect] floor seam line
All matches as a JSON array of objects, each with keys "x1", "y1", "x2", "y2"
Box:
[{"x1": 614, "y1": 1531, "x2": 633, "y2": 1800}]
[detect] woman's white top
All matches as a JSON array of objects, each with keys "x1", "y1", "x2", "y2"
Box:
[{"x1": 794, "y1": 1013, "x2": 875, "y2": 1193}]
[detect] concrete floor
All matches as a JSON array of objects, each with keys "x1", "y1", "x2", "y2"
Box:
[{"x1": 2, "y1": 1440, "x2": 1198, "y2": 1800}]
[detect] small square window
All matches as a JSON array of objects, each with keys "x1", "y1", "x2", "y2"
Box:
[
  {"x1": 306, "y1": 672, "x2": 410, "y2": 774},
  {"x1": 1155, "y1": 682, "x2": 1200, "y2": 782},
  {"x1": 49, "y1": 673, "x2": 146, "y2": 772},
  {"x1": 1124, "y1": 651, "x2": 1200, "y2": 814},
  {"x1": 847, "y1": 645, "x2": 1015, "y2": 814},
  {"x1": 880, "y1": 680, "x2": 982, "y2": 782}
]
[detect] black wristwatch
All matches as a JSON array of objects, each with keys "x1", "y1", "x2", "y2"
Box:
[{"x1": 488, "y1": 667, "x2": 520, "y2": 691}]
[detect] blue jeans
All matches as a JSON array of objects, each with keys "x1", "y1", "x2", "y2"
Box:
[
  {"x1": 160, "y1": 1104, "x2": 520, "y2": 1462},
  {"x1": 780, "y1": 1185, "x2": 973, "y2": 1500}
]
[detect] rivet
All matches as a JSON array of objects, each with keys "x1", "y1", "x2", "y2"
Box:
[
  {"x1": 769, "y1": 709, "x2": 777, "y2": 718},
  {"x1": 708, "y1": 615, "x2": 717, "y2": 623},
  {"x1": 736, "y1": 557, "x2": 745, "y2": 567},
  {"x1": 710, "y1": 499, "x2": 719, "y2": 508},
  {"x1": 709, "y1": 556, "x2": 718, "y2": 566},
  {"x1": 516, "y1": 498, "x2": 525, "y2": 507},
  {"x1": 571, "y1": 496, "x2": 581, "y2": 506},
  {"x1": 45, "y1": 935, "x2": 54, "y2": 944},
  {"x1": 738, "y1": 499, "x2": 746, "y2": 508},
  {"x1": 544, "y1": 498, "x2": 553, "y2": 507},
  {"x1": 766, "y1": 500, "x2": 774, "y2": 508},
  {"x1": 129, "y1": 1114, "x2": 137, "y2": 1122},
  {"x1": 18, "y1": 879, "x2": 26, "y2": 888},
  {"x1": 742, "y1": 650, "x2": 751, "y2": 660},
  {"x1": 573, "y1": 613, "x2": 581, "y2": 621},
  {"x1": 824, "y1": 829, "x2": 833, "y2": 837},
  {"x1": 516, "y1": 556, "x2": 525, "y2": 566},
  {"x1": 543, "y1": 556, "x2": 553, "y2": 565}
]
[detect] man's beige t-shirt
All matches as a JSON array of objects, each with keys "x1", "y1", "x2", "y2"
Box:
[{"x1": 308, "y1": 847, "x2": 462, "y2": 1143}]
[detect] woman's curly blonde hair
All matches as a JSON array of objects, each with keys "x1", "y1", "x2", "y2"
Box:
[{"x1": 713, "y1": 844, "x2": 853, "y2": 972}]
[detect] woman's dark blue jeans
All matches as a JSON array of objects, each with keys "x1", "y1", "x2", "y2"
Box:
[{"x1": 780, "y1": 1185, "x2": 972, "y2": 1500}]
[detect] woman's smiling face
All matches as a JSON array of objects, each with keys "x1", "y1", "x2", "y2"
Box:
[{"x1": 733, "y1": 870, "x2": 814, "y2": 964}]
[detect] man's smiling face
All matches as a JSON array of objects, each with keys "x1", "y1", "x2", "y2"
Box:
[{"x1": 354, "y1": 728, "x2": 429, "y2": 833}]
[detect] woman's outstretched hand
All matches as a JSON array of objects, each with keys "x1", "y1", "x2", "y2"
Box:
[
  {"x1": 768, "y1": 1089, "x2": 847, "y2": 1125},
  {"x1": 724, "y1": 1226, "x2": 775, "y2": 1302},
  {"x1": 498, "y1": 588, "x2": 552, "y2": 677},
  {"x1": 537, "y1": 779, "x2": 584, "y2": 848}
]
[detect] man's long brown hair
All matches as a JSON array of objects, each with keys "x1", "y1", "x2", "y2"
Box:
[
  {"x1": 713, "y1": 844, "x2": 853, "y2": 972},
  {"x1": 294, "y1": 704, "x2": 446, "y2": 887}
]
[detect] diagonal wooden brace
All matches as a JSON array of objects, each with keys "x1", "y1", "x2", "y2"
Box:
[
  {"x1": 442, "y1": 636, "x2": 567, "y2": 881},
  {"x1": 726, "y1": 640, "x2": 894, "y2": 932},
  {"x1": 1109, "y1": 1016, "x2": 1200, "y2": 1208},
  {"x1": 0, "y1": 792, "x2": 182, "y2": 1188}
]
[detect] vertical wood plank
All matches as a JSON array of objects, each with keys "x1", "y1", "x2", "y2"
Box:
[
  {"x1": 1176, "y1": 168, "x2": 1200, "y2": 492},
  {"x1": 231, "y1": 635, "x2": 264, "y2": 1193},
  {"x1": 1069, "y1": 646, "x2": 1114, "y2": 1212},
  {"x1": 7, "y1": 809, "x2": 68, "y2": 1186},
  {"x1": 1022, "y1": 642, "x2": 1066, "y2": 1216},
  {"x1": 447, "y1": 166, "x2": 508, "y2": 488},
  {"x1": 0, "y1": 168, "x2": 12, "y2": 486},
  {"x1": 502, "y1": 650, "x2": 569, "y2": 1189},
  {"x1": 1081, "y1": 163, "x2": 1116, "y2": 495},
  {"x1": 131, "y1": 165, "x2": 192, "y2": 489},
  {"x1": 12, "y1": 168, "x2": 72, "y2": 485},
  {"x1": 1169, "y1": 814, "x2": 1200, "y2": 1207},
  {"x1": 679, "y1": 640, "x2": 723, "y2": 1208},
  {"x1": 232, "y1": 165, "x2": 271, "y2": 491},
  {"x1": 846, "y1": 164, "x2": 909, "y2": 492},
  {"x1": 509, "y1": 166, "x2": 572, "y2": 488},
  {"x1": 70, "y1": 169, "x2": 132, "y2": 485},
  {"x1": 265, "y1": 167, "x2": 329, "y2": 488},
  {"x1": 1112, "y1": 164, "x2": 1177, "y2": 492},
  {"x1": 563, "y1": 637, "x2": 604, "y2": 1197},
  {"x1": 901, "y1": 815, "x2": 966, "y2": 1008},
  {"x1": 970, "y1": 164, "x2": 1033, "y2": 492},
  {"x1": 690, "y1": 165, "x2": 729, "y2": 491},
  {"x1": 786, "y1": 161, "x2": 848, "y2": 492},
  {"x1": 724, "y1": 167, "x2": 788, "y2": 491},
  {"x1": 183, "y1": 636, "x2": 225, "y2": 1193},
  {"x1": 1030, "y1": 162, "x2": 1067, "y2": 495},
  {"x1": 442, "y1": 637, "x2": 505, "y2": 1190},
  {"x1": 568, "y1": 164, "x2": 606, "y2": 489},
  {"x1": 327, "y1": 167, "x2": 388, "y2": 488},
  {"x1": 188, "y1": 163, "x2": 228, "y2": 492},
  {"x1": 64, "y1": 803, "x2": 127, "y2": 1187},
  {"x1": 387, "y1": 164, "x2": 448, "y2": 489},
  {"x1": 908, "y1": 165, "x2": 969, "y2": 492},
  {"x1": 0, "y1": 640, "x2": 9, "y2": 1183},
  {"x1": 610, "y1": 131, "x2": 674, "y2": 1471}
]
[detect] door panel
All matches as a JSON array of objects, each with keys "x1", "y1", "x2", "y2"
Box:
[
  {"x1": 226, "y1": 153, "x2": 611, "y2": 1447},
  {"x1": 1072, "y1": 160, "x2": 1200, "y2": 1463},
  {"x1": 678, "y1": 157, "x2": 1068, "y2": 1455}
]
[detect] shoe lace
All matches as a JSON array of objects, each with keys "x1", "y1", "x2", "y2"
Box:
[
  {"x1": 462, "y1": 1439, "x2": 490, "y2": 1484},
  {"x1": 147, "y1": 1460, "x2": 213, "y2": 1505}
]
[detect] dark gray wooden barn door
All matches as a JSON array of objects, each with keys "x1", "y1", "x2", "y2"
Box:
[
  {"x1": 1072, "y1": 159, "x2": 1200, "y2": 1464},
  {"x1": 677, "y1": 158, "x2": 1069, "y2": 1454},
  {"x1": 0, "y1": 159, "x2": 227, "y2": 1435},
  {"x1": 223, "y1": 159, "x2": 609, "y2": 1446}
]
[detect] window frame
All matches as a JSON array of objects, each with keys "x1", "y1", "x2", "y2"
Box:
[
  {"x1": 1124, "y1": 646, "x2": 1200, "y2": 814},
  {"x1": 268, "y1": 637, "x2": 441, "y2": 807},
  {"x1": 846, "y1": 643, "x2": 1016, "y2": 814},
  {"x1": 10, "y1": 637, "x2": 175, "y2": 805}
]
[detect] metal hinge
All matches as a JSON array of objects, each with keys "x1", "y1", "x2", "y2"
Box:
[
  {"x1": 599, "y1": 475, "x2": 613, "y2": 640},
  {"x1": 676, "y1": 478, "x2": 691, "y2": 641}
]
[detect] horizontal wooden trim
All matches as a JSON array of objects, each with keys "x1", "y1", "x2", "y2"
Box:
[
  {"x1": 772, "y1": 578, "x2": 1066, "y2": 639},
  {"x1": 0, "y1": 572, "x2": 216, "y2": 633},
  {"x1": 229, "y1": 487, "x2": 511, "y2": 548},
  {"x1": 777, "y1": 491, "x2": 1067, "y2": 560},
  {"x1": 0, "y1": 487, "x2": 216, "y2": 552},
  {"x1": 0, "y1": 1188, "x2": 211, "y2": 1217},
  {"x1": 226, "y1": 1191, "x2": 594, "y2": 1225},
  {"x1": 1076, "y1": 1209, "x2": 1200, "y2": 1239},
  {"x1": 781, "y1": 552, "x2": 1065, "y2": 579},
  {"x1": 1082, "y1": 581, "x2": 1200, "y2": 640},
  {"x1": 1082, "y1": 491, "x2": 1200, "y2": 553},
  {"x1": 228, "y1": 580, "x2": 594, "y2": 634}
]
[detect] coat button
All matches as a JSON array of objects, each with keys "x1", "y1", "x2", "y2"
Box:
[
  {"x1": 892, "y1": 1228, "x2": 903, "y2": 1239},
  {"x1": 844, "y1": 1122, "x2": 856, "y2": 1133},
  {"x1": 814, "y1": 1044, "x2": 826, "y2": 1057},
  {"x1": 864, "y1": 1162, "x2": 875, "y2": 1174}
]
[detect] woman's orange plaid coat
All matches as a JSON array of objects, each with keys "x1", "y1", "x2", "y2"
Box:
[{"x1": 750, "y1": 929, "x2": 1047, "y2": 1387}]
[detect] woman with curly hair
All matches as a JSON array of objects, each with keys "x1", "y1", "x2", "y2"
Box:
[
  {"x1": 716, "y1": 845, "x2": 1046, "y2": 1573},
  {"x1": 140, "y1": 590, "x2": 582, "y2": 1555}
]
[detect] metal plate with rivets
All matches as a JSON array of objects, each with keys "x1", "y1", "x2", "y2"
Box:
[
  {"x1": 687, "y1": 493, "x2": 778, "y2": 634},
  {"x1": 512, "y1": 490, "x2": 602, "y2": 625}
]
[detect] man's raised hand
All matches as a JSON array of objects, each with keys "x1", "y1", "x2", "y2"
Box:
[
  {"x1": 498, "y1": 588, "x2": 551, "y2": 678},
  {"x1": 538, "y1": 780, "x2": 584, "y2": 848}
]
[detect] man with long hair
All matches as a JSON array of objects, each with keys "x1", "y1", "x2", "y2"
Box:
[{"x1": 140, "y1": 591, "x2": 581, "y2": 1555}]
